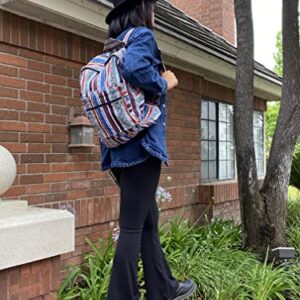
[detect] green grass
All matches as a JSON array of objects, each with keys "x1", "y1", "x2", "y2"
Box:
[{"x1": 58, "y1": 190, "x2": 300, "y2": 300}]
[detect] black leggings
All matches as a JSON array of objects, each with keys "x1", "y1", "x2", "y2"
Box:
[{"x1": 107, "y1": 155, "x2": 179, "y2": 300}]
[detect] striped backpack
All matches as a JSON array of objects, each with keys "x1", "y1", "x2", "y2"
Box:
[{"x1": 79, "y1": 29, "x2": 161, "y2": 148}]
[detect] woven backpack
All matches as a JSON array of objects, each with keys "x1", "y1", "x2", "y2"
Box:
[{"x1": 79, "y1": 29, "x2": 162, "y2": 148}]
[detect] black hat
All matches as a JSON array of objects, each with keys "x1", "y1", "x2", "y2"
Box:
[{"x1": 105, "y1": 0, "x2": 156, "y2": 25}]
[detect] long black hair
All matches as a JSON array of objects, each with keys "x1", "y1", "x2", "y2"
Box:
[{"x1": 107, "y1": 0, "x2": 155, "y2": 38}]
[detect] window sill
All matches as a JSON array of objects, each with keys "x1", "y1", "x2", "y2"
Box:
[
  {"x1": 201, "y1": 176, "x2": 265, "y2": 186},
  {"x1": 201, "y1": 179, "x2": 238, "y2": 186}
]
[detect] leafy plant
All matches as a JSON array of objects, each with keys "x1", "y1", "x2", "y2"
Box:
[{"x1": 59, "y1": 201, "x2": 300, "y2": 300}]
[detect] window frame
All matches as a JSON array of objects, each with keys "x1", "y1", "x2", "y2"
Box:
[
  {"x1": 201, "y1": 97, "x2": 236, "y2": 182},
  {"x1": 200, "y1": 97, "x2": 266, "y2": 182}
]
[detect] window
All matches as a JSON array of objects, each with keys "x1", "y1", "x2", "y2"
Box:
[
  {"x1": 201, "y1": 98, "x2": 265, "y2": 181},
  {"x1": 201, "y1": 99, "x2": 235, "y2": 180},
  {"x1": 253, "y1": 111, "x2": 265, "y2": 176}
]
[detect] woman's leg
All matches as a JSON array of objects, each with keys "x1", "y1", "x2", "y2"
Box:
[
  {"x1": 141, "y1": 199, "x2": 179, "y2": 300},
  {"x1": 107, "y1": 155, "x2": 162, "y2": 300}
]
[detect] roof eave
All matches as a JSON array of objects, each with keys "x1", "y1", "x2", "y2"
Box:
[{"x1": 0, "y1": 0, "x2": 281, "y2": 101}]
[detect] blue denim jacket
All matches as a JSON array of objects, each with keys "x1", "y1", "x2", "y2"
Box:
[{"x1": 99, "y1": 26, "x2": 169, "y2": 171}]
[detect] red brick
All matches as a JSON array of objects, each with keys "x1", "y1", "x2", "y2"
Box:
[
  {"x1": 0, "y1": 270, "x2": 8, "y2": 300},
  {"x1": 0, "y1": 99, "x2": 26, "y2": 110},
  {"x1": 19, "y1": 49, "x2": 43, "y2": 61},
  {"x1": 2, "y1": 186, "x2": 26, "y2": 197},
  {"x1": 20, "y1": 112, "x2": 44, "y2": 123},
  {"x1": 28, "y1": 143, "x2": 51, "y2": 153},
  {"x1": 25, "y1": 184, "x2": 50, "y2": 194},
  {"x1": 27, "y1": 164, "x2": 50, "y2": 174},
  {"x1": 27, "y1": 123, "x2": 50, "y2": 133},
  {"x1": 27, "y1": 60, "x2": 50, "y2": 73},
  {"x1": 19, "y1": 69, "x2": 44, "y2": 81},
  {"x1": 45, "y1": 115, "x2": 67, "y2": 125},
  {"x1": 21, "y1": 154, "x2": 44, "y2": 164},
  {"x1": 0, "y1": 109, "x2": 19, "y2": 120},
  {"x1": 27, "y1": 102, "x2": 50, "y2": 113},
  {"x1": 45, "y1": 94, "x2": 66, "y2": 105},
  {"x1": 0, "y1": 143, "x2": 26, "y2": 153},
  {"x1": 51, "y1": 144, "x2": 68, "y2": 153},
  {"x1": 44, "y1": 292, "x2": 57, "y2": 300},
  {"x1": 0, "y1": 132, "x2": 19, "y2": 142},
  {"x1": 20, "y1": 174, "x2": 44, "y2": 185},
  {"x1": 67, "y1": 78, "x2": 79, "y2": 89},
  {"x1": 20, "y1": 133, "x2": 44, "y2": 143},
  {"x1": 0, "y1": 121, "x2": 27, "y2": 132},
  {"x1": 51, "y1": 86, "x2": 72, "y2": 97},
  {"x1": 51, "y1": 105, "x2": 69, "y2": 115},
  {"x1": 45, "y1": 134, "x2": 67, "y2": 143},
  {"x1": 0, "y1": 52, "x2": 26, "y2": 67},
  {"x1": 0, "y1": 64, "x2": 18, "y2": 77},
  {"x1": 51, "y1": 164, "x2": 73, "y2": 173},
  {"x1": 27, "y1": 81, "x2": 50, "y2": 93},
  {"x1": 52, "y1": 66, "x2": 72, "y2": 77},
  {"x1": 45, "y1": 154, "x2": 67, "y2": 163},
  {"x1": 45, "y1": 74, "x2": 66, "y2": 86},
  {"x1": 20, "y1": 265, "x2": 31, "y2": 300},
  {"x1": 20, "y1": 90, "x2": 44, "y2": 102},
  {"x1": 0, "y1": 87, "x2": 18, "y2": 98},
  {"x1": 30, "y1": 262, "x2": 41, "y2": 297}
]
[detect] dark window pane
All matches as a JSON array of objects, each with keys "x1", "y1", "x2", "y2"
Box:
[
  {"x1": 227, "y1": 161, "x2": 235, "y2": 179},
  {"x1": 201, "y1": 100, "x2": 208, "y2": 119},
  {"x1": 219, "y1": 161, "x2": 227, "y2": 179},
  {"x1": 227, "y1": 105, "x2": 234, "y2": 123},
  {"x1": 257, "y1": 160, "x2": 264, "y2": 176},
  {"x1": 227, "y1": 124, "x2": 234, "y2": 141},
  {"x1": 257, "y1": 112, "x2": 263, "y2": 127},
  {"x1": 201, "y1": 141, "x2": 209, "y2": 160},
  {"x1": 201, "y1": 161, "x2": 209, "y2": 180},
  {"x1": 209, "y1": 141, "x2": 217, "y2": 160},
  {"x1": 257, "y1": 127, "x2": 263, "y2": 143},
  {"x1": 209, "y1": 121, "x2": 216, "y2": 140},
  {"x1": 253, "y1": 111, "x2": 259, "y2": 126},
  {"x1": 219, "y1": 122, "x2": 227, "y2": 141},
  {"x1": 227, "y1": 142, "x2": 235, "y2": 160},
  {"x1": 255, "y1": 143, "x2": 264, "y2": 160},
  {"x1": 209, "y1": 161, "x2": 217, "y2": 180},
  {"x1": 219, "y1": 142, "x2": 227, "y2": 160},
  {"x1": 201, "y1": 120, "x2": 209, "y2": 140},
  {"x1": 219, "y1": 103, "x2": 227, "y2": 121},
  {"x1": 209, "y1": 101, "x2": 216, "y2": 120}
]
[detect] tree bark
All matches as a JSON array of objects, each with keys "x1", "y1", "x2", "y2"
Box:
[
  {"x1": 234, "y1": 0, "x2": 300, "y2": 257},
  {"x1": 234, "y1": 0, "x2": 263, "y2": 253},
  {"x1": 260, "y1": 0, "x2": 300, "y2": 249}
]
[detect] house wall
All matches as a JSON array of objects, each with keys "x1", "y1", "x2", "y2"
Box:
[
  {"x1": 0, "y1": 10, "x2": 266, "y2": 295},
  {"x1": 0, "y1": 256, "x2": 60, "y2": 300},
  {"x1": 169, "y1": 0, "x2": 236, "y2": 45}
]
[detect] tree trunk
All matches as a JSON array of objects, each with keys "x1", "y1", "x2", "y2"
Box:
[
  {"x1": 234, "y1": 0, "x2": 300, "y2": 258},
  {"x1": 234, "y1": 0, "x2": 263, "y2": 254},
  {"x1": 259, "y1": 0, "x2": 300, "y2": 250}
]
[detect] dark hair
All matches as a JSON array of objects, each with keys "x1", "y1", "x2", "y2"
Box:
[{"x1": 108, "y1": 1, "x2": 155, "y2": 38}]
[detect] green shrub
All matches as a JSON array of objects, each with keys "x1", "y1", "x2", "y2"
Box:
[
  {"x1": 59, "y1": 211, "x2": 300, "y2": 300},
  {"x1": 57, "y1": 237, "x2": 114, "y2": 300}
]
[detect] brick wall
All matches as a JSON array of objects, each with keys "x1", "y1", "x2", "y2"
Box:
[
  {"x1": 0, "y1": 9, "x2": 266, "y2": 296},
  {"x1": 0, "y1": 256, "x2": 60, "y2": 300},
  {"x1": 169, "y1": 0, "x2": 236, "y2": 45}
]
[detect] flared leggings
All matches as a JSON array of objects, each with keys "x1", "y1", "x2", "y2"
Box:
[{"x1": 107, "y1": 155, "x2": 179, "y2": 300}]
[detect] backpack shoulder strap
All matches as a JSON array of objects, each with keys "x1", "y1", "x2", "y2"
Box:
[{"x1": 123, "y1": 28, "x2": 135, "y2": 45}]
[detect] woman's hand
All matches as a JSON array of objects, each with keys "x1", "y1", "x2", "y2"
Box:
[{"x1": 161, "y1": 70, "x2": 178, "y2": 90}]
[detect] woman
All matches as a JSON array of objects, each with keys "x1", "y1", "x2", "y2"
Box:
[{"x1": 101, "y1": 0, "x2": 197, "y2": 299}]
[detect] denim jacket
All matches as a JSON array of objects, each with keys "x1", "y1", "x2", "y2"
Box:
[{"x1": 99, "y1": 26, "x2": 169, "y2": 171}]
